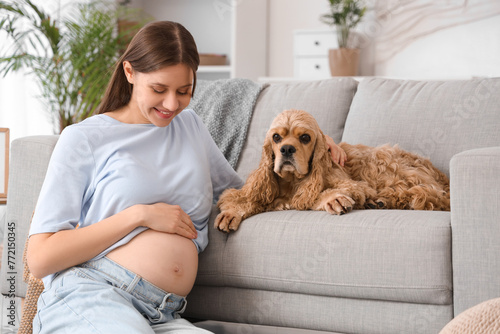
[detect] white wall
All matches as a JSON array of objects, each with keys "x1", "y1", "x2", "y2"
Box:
[
  {"x1": 267, "y1": 0, "x2": 330, "y2": 77},
  {"x1": 267, "y1": 0, "x2": 500, "y2": 79},
  {"x1": 369, "y1": 1, "x2": 500, "y2": 79},
  {"x1": 2, "y1": 0, "x2": 500, "y2": 142}
]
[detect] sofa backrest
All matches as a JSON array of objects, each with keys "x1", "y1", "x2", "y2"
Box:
[
  {"x1": 236, "y1": 78, "x2": 359, "y2": 180},
  {"x1": 341, "y1": 78, "x2": 500, "y2": 177}
]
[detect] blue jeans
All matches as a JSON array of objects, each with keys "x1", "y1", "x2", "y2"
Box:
[{"x1": 33, "y1": 257, "x2": 212, "y2": 333}]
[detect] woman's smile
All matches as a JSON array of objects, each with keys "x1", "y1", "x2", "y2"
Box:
[{"x1": 154, "y1": 107, "x2": 175, "y2": 119}]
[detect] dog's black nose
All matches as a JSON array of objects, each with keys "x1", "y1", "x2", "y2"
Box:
[{"x1": 280, "y1": 145, "x2": 296, "y2": 157}]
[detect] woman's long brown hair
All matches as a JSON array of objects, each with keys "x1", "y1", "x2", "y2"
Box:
[{"x1": 97, "y1": 21, "x2": 199, "y2": 114}]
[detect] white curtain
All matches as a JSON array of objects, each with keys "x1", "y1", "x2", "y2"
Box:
[{"x1": 0, "y1": 69, "x2": 54, "y2": 142}]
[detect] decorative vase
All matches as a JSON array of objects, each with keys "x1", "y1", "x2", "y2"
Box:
[{"x1": 328, "y1": 48, "x2": 360, "y2": 76}]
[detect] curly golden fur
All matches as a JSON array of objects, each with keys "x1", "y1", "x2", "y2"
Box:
[{"x1": 215, "y1": 109, "x2": 450, "y2": 232}]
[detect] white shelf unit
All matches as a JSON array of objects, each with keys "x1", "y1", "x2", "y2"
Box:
[
  {"x1": 197, "y1": 65, "x2": 232, "y2": 81},
  {"x1": 135, "y1": 0, "x2": 268, "y2": 81},
  {"x1": 198, "y1": 66, "x2": 232, "y2": 73}
]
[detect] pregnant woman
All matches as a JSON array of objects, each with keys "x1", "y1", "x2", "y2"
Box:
[{"x1": 27, "y1": 21, "x2": 242, "y2": 333}]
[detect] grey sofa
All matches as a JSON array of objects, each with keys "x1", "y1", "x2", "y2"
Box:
[{"x1": 2, "y1": 77, "x2": 500, "y2": 334}]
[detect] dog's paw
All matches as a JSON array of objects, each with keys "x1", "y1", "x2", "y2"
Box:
[
  {"x1": 214, "y1": 210, "x2": 243, "y2": 233},
  {"x1": 323, "y1": 194, "x2": 355, "y2": 215},
  {"x1": 365, "y1": 199, "x2": 386, "y2": 209}
]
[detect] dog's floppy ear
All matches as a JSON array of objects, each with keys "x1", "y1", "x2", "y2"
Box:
[
  {"x1": 241, "y1": 136, "x2": 279, "y2": 205},
  {"x1": 291, "y1": 130, "x2": 330, "y2": 210}
]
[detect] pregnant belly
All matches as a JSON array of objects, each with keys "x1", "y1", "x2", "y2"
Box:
[{"x1": 106, "y1": 229, "x2": 199, "y2": 296}]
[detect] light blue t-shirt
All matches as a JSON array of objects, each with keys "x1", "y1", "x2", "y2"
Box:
[{"x1": 30, "y1": 109, "x2": 243, "y2": 280}]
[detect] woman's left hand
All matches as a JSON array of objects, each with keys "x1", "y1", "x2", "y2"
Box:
[{"x1": 325, "y1": 135, "x2": 347, "y2": 166}]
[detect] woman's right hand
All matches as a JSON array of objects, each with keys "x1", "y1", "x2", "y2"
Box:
[
  {"x1": 139, "y1": 203, "x2": 197, "y2": 239},
  {"x1": 325, "y1": 135, "x2": 347, "y2": 167}
]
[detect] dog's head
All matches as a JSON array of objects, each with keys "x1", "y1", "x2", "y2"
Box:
[
  {"x1": 240, "y1": 109, "x2": 331, "y2": 210},
  {"x1": 265, "y1": 109, "x2": 327, "y2": 179}
]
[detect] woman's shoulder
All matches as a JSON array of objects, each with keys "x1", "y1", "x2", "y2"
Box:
[
  {"x1": 61, "y1": 114, "x2": 120, "y2": 136},
  {"x1": 74, "y1": 114, "x2": 115, "y2": 128},
  {"x1": 177, "y1": 108, "x2": 205, "y2": 129},
  {"x1": 178, "y1": 108, "x2": 198, "y2": 121},
  {"x1": 62, "y1": 115, "x2": 105, "y2": 130},
  {"x1": 58, "y1": 115, "x2": 113, "y2": 147}
]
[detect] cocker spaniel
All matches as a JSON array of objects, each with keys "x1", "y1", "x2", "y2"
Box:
[{"x1": 215, "y1": 109, "x2": 450, "y2": 232}]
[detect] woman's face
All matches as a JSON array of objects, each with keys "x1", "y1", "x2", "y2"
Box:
[{"x1": 123, "y1": 62, "x2": 194, "y2": 127}]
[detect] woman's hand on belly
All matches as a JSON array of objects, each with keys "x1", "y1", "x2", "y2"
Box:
[
  {"x1": 108, "y1": 203, "x2": 200, "y2": 296},
  {"x1": 137, "y1": 203, "x2": 197, "y2": 239},
  {"x1": 107, "y1": 229, "x2": 199, "y2": 296}
]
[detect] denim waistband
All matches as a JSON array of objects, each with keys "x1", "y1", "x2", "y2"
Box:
[{"x1": 78, "y1": 256, "x2": 186, "y2": 312}]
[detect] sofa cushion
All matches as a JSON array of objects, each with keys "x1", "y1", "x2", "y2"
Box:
[
  {"x1": 236, "y1": 78, "x2": 358, "y2": 180},
  {"x1": 196, "y1": 209, "x2": 452, "y2": 306},
  {"x1": 341, "y1": 78, "x2": 500, "y2": 177},
  {"x1": 195, "y1": 320, "x2": 341, "y2": 334},
  {"x1": 187, "y1": 287, "x2": 452, "y2": 334}
]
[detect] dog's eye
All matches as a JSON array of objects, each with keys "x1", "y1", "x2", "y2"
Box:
[
  {"x1": 300, "y1": 134, "x2": 311, "y2": 144},
  {"x1": 273, "y1": 134, "x2": 282, "y2": 143}
]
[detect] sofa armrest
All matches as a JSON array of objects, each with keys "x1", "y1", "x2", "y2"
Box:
[
  {"x1": 0, "y1": 135, "x2": 58, "y2": 298},
  {"x1": 450, "y1": 146, "x2": 500, "y2": 316}
]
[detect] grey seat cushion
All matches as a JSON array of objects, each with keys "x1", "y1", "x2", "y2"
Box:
[
  {"x1": 341, "y1": 77, "x2": 500, "y2": 177},
  {"x1": 197, "y1": 209, "x2": 452, "y2": 306},
  {"x1": 236, "y1": 78, "x2": 358, "y2": 180}
]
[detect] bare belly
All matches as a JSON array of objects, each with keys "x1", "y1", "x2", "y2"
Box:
[{"x1": 106, "y1": 229, "x2": 198, "y2": 296}]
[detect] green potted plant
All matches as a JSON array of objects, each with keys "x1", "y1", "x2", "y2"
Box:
[
  {"x1": 0, "y1": 0, "x2": 144, "y2": 133},
  {"x1": 320, "y1": 0, "x2": 366, "y2": 76}
]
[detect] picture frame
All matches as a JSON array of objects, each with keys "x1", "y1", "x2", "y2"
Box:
[{"x1": 0, "y1": 128, "x2": 9, "y2": 204}]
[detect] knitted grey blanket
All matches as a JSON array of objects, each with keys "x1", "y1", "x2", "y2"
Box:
[{"x1": 188, "y1": 78, "x2": 267, "y2": 168}]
